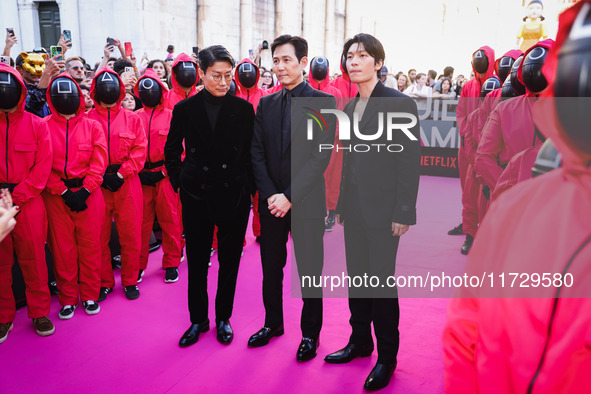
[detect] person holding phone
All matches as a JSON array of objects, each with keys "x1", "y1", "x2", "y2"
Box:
[{"x1": 3, "y1": 29, "x2": 18, "y2": 58}]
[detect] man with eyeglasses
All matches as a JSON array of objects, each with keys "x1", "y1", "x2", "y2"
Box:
[
  {"x1": 165, "y1": 45, "x2": 255, "y2": 348},
  {"x1": 65, "y1": 57, "x2": 85, "y2": 84}
]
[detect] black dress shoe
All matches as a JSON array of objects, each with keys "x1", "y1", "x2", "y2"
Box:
[
  {"x1": 460, "y1": 234, "x2": 474, "y2": 255},
  {"x1": 216, "y1": 320, "x2": 233, "y2": 344},
  {"x1": 179, "y1": 320, "x2": 210, "y2": 347},
  {"x1": 296, "y1": 337, "x2": 319, "y2": 361},
  {"x1": 363, "y1": 362, "x2": 397, "y2": 391},
  {"x1": 247, "y1": 326, "x2": 284, "y2": 348},
  {"x1": 448, "y1": 222, "x2": 463, "y2": 235},
  {"x1": 324, "y1": 343, "x2": 374, "y2": 364}
]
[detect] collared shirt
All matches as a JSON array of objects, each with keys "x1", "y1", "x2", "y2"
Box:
[{"x1": 283, "y1": 80, "x2": 307, "y2": 98}]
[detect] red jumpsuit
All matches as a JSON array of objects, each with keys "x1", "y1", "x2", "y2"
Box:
[
  {"x1": 475, "y1": 41, "x2": 554, "y2": 197},
  {"x1": 466, "y1": 89, "x2": 501, "y2": 222},
  {"x1": 490, "y1": 144, "x2": 541, "y2": 202},
  {"x1": 0, "y1": 63, "x2": 52, "y2": 323},
  {"x1": 234, "y1": 58, "x2": 268, "y2": 239},
  {"x1": 133, "y1": 69, "x2": 182, "y2": 271},
  {"x1": 42, "y1": 72, "x2": 108, "y2": 305},
  {"x1": 456, "y1": 45, "x2": 495, "y2": 238},
  {"x1": 329, "y1": 61, "x2": 359, "y2": 98},
  {"x1": 309, "y1": 65, "x2": 343, "y2": 212},
  {"x1": 444, "y1": 7, "x2": 591, "y2": 386},
  {"x1": 163, "y1": 53, "x2": 198, "y2": 110},
  {"x1": 88, "y1": 69, "x2": 147, "y2": 289}
]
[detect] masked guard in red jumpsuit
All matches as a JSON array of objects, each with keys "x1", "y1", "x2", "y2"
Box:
[
  {"x1": 134, "y1": 69, "x2": 183, "y2": 283},
  {"x1": 88, "y1": 68, "x2": 147, "y2": 302},
  {"x1": 0, "y1": 63, "x2": 54, "y2": 342},
  {"x1": 43, "y1": 72, "x2": 107, "y2": 319},
  {"x1": 444, "y1": 2, "x2": 591, "y2": 391}
]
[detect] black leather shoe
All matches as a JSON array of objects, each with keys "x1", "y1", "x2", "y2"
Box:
[
  {"x1": 296, "y1": 337, "x2": 319, "y2": 361},
  {"x1": 363, "y1": 362, "x2": 397, "y2": 391},
  {"x1": 324, "y1": 343, "x2": 374, "y2": 364},
  {"x1": 216, "y1": 320, "x2": 233, "y2": 345},
  {"x1": 179, "y1": 320, "x2": 210, "y2": 347},
  {"x1": 460, "y1": 234, "x2": 474, "y2": 255},
  {"x1": 247, "y1": 326, "x2": 284, "y2": 348},
  {"x1": 448, "y1": 222, "x2": 463, "y2": 235}
]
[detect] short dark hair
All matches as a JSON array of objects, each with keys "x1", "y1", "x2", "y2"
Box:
[
  {"x1": 428, "y1": 69, "x2": 437, "y2": 79},
  {"x1": 197, "y1": 45, "x2": 235, "y2": 72},
  {"x1": 408, "y1": 68, "x2": 416, "y2": 75},
  {"x1": 167, "y1": 45, "x2": 174, "y2": 53},
  {"x1": 271, "y1": 35, "x2": 308, "y2": 62},
  {"x1": 79, "y1": 84, "x2": 90, "y2": 92},
  {"x1": 443, "y1": 66, "x2": 454, "y2": 77},
  {"x1": 341, "y1": 33, "x2": 385, "y2": 77},
  {"x1": 113, "y1": 59, "x2": 133, "y2": 75}
]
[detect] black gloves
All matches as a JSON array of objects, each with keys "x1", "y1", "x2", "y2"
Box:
[
  {"x1": 139, "y1": 171, "x2": 165, "y2": 187},
  {"x1": 102, "y1": 173, "x2": 125, "y2": 192},
  {"x1": 482, "y1": 184, "x2": 491, "y2": 200},
  {"x1": 62, "y1": 188, "x2": 91, "y2": 212}
]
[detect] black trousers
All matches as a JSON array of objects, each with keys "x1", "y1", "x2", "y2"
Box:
[
  {"x1": 259, "y1": 211, "x2": 324, "y2": 338},
  {"x1": 343, "y1": 185, "x2": 401, "y2": 364},
  {"x1": 180, "y1": 190, "x2": 251, "y2": 324}
]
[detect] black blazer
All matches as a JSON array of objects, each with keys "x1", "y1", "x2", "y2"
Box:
[
  {"x1": 336, "y1": 81, "x2": 421, "y2": 227},
  {"x1": 251, "y1": 82, "x2": 336, "y2": 219},
  {"x1": 164, "y1": 90, "x2": 255, "y2": 219}
]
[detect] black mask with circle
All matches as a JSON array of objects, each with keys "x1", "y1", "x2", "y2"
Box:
[
  {"x1": 522, "y1": 46, "x2": 548, "y2": 94},
  {"x1": 138, "y1": 78, "x2": 162, "y2": 108},
  {"x1": 311, "y1": 57, "x2": 329, "y2": 81}
]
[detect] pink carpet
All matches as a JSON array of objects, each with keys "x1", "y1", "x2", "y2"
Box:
[{"x1": 2, "y1": 176, "x2": 465, "y2": 393}]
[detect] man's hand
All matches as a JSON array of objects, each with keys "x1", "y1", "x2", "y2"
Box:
[
  {"x1": 103, "y1": 43, "x2": 113, "y2": 59},
  {"x1": 336, "y1": 213, "x2": 344, "y2": 226},
  {"x1": 267, "y1": 193, "x2": 291, "y2": 218},
  {"x1": 392, "y1": 222, "x2": 409, "y2": 237},
  {"x1": 0, "y1": 189, "x2": 13, "y2": 210},
  {"x1": 0, "y1": 206, "x2": 18, "y2": 242},
  {"x1": 129, "y1": 52, "x2": 137, "y2": 68},
  {"x1": 38, "y1": 55, "x2": 65, "y2": 89},
  {"x1": 4, "y1": 32, "x2": 17, "y2": 56},
  {"x1": 57, "y1": 33, "x2": 71, "y2": 55},
  {"x1": 121, "y1": 73, "x2": 137, "y2": 92}
]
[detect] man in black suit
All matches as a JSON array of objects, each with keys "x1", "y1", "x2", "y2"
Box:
[
  {"x1": 323, "y1": 34, "x2": 420, "y2": 391},
  {"x1": 248, "y1": 35, "x2": 336, "y2": 361},
  {"x1": 164, "y1": 45, "x2": 255, "y2": 347}
]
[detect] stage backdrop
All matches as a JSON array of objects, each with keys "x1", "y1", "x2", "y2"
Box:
[{"x1": 417, "y1": 98, "x2": 459, "y2": 178}]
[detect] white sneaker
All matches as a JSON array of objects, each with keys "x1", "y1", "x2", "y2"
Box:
[
  {"x1": 58, "y1": 305, "x2": 77, "y2": 320},
  {"x1": 83, "y1": 301, "x2": 101, "y2": 315}
]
